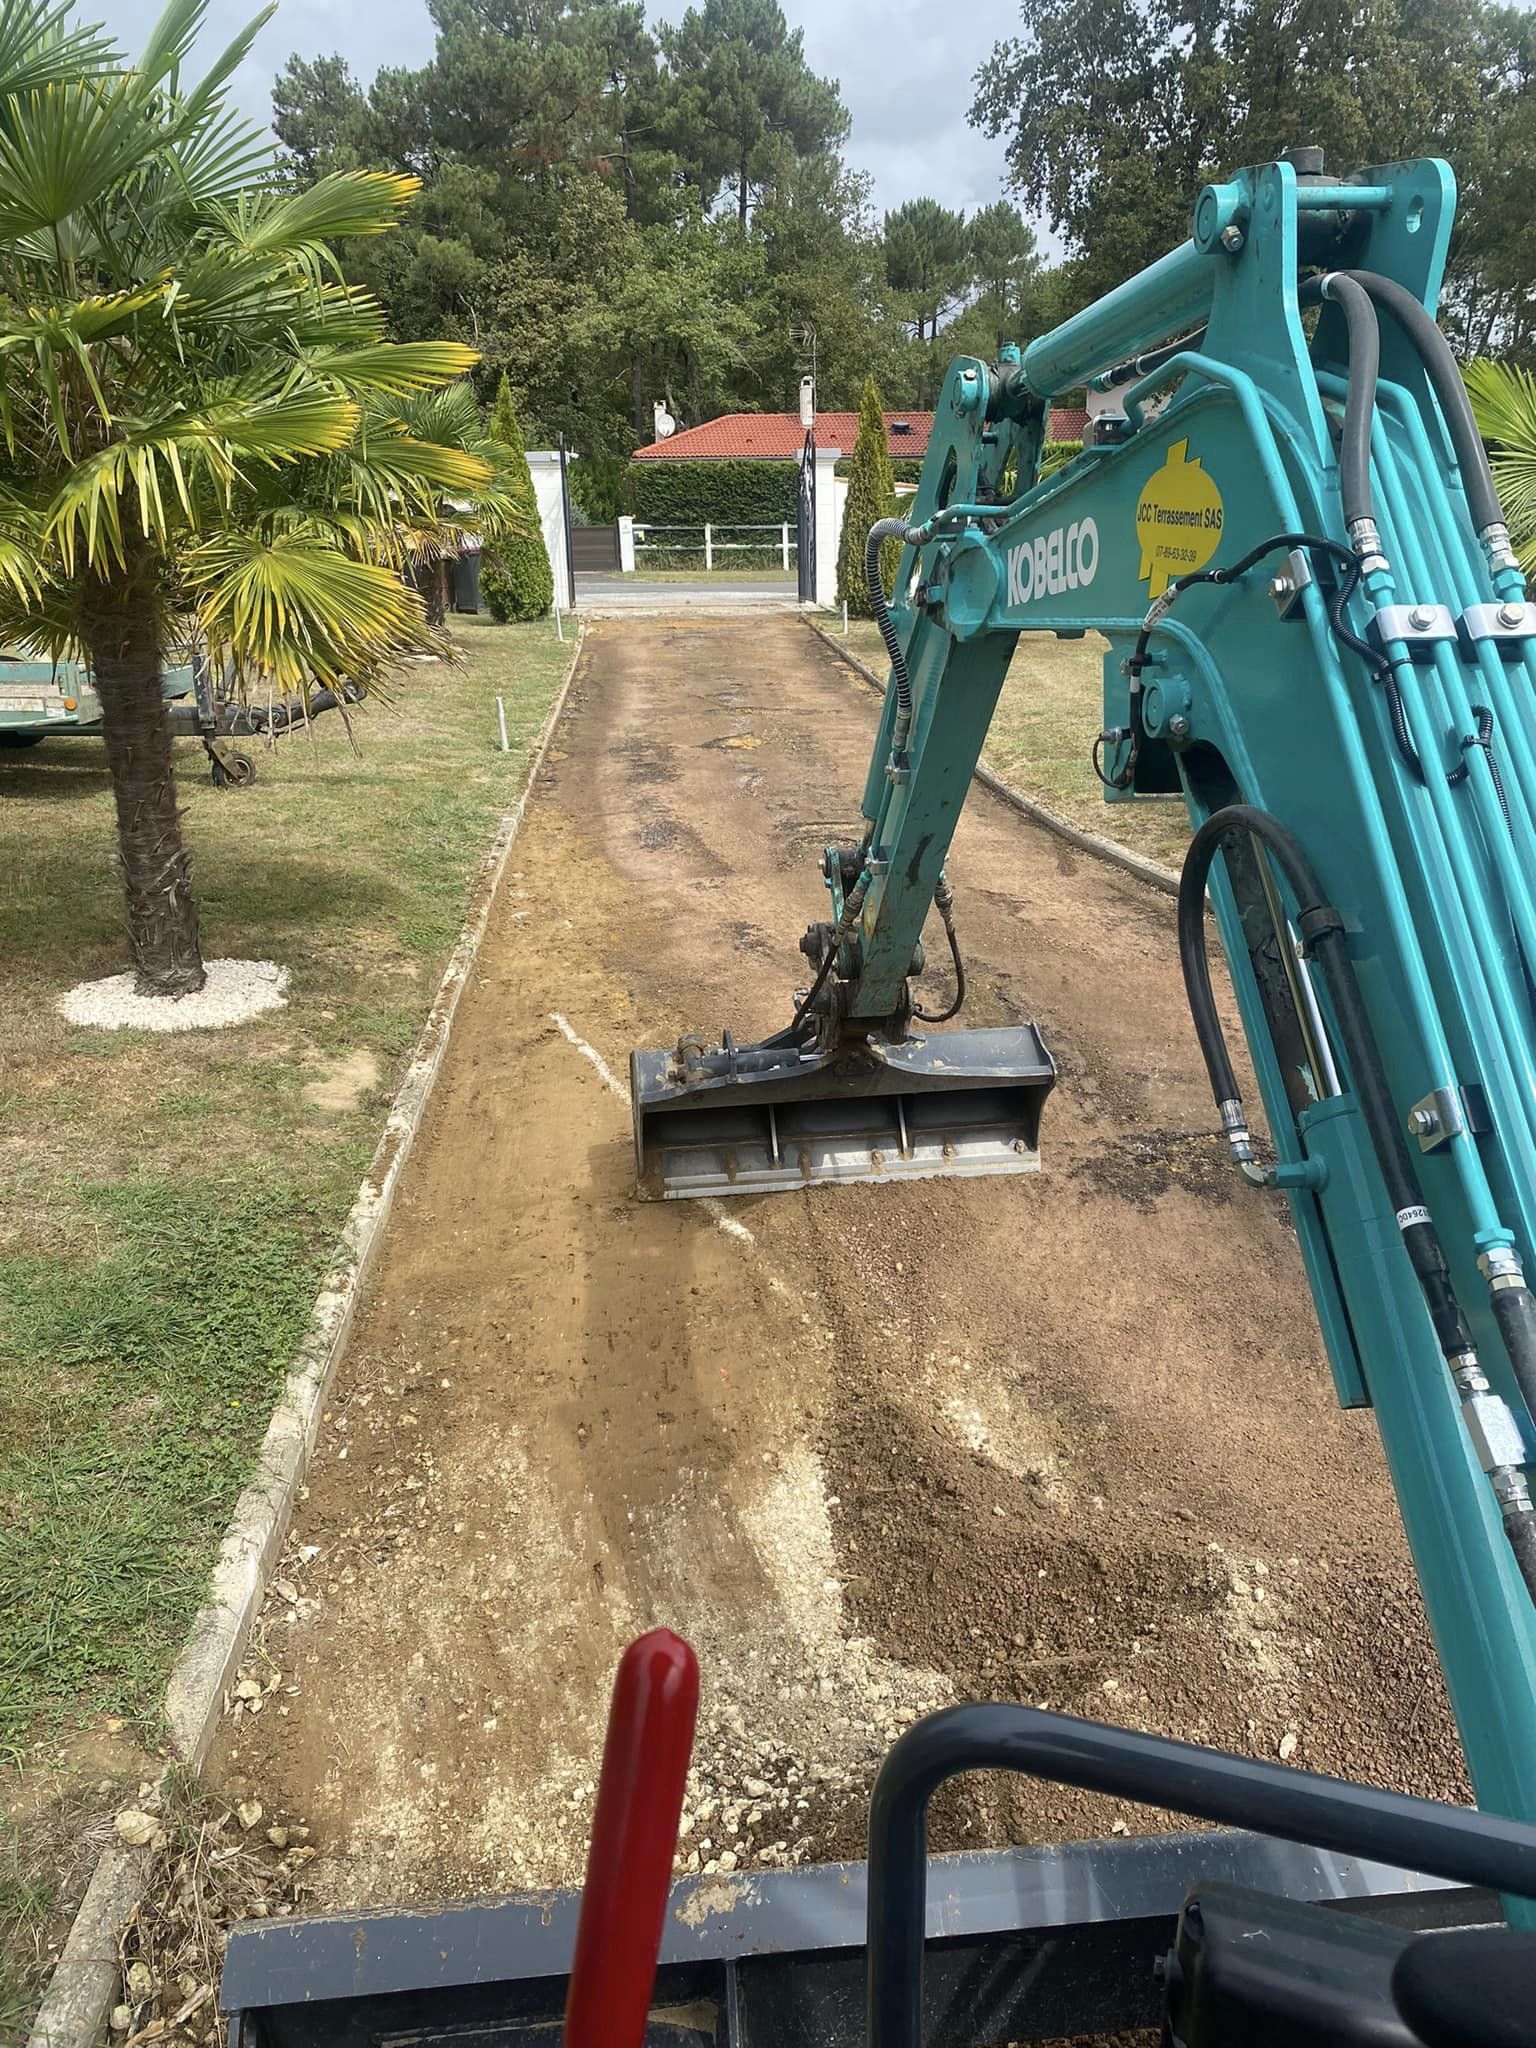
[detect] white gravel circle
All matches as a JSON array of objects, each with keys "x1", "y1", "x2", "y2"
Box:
[{"x1": 59, "y1": 958, "x2": 290, "y2": 1032}]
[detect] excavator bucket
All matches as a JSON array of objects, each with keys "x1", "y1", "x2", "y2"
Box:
[{"x1": 630, "y1": 1025, "x2": 1056, "y2": 1199}]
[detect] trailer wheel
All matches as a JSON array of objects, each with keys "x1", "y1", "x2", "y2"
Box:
[{"x1": 212, "y1": 749, "x2": 257, "y2": 789}]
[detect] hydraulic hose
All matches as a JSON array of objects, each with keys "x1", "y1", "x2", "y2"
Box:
[
  {"x1": 913, "y1": 872, "x2": 965, "y2": 1025},
  {"x1": 1179, "y1": 806, "x2": 1536, "y2": 1602},
  {"x1": 1338, "y1": 268, "x2": 1504, "y2": 538},
  {"x1": 866, "y1": 519, "x2": 915, "y2": 749},
  {"x1": 1180, "y1": 806, "x2": 1468, "y2": 1352},
  {"x1": 786, "y1": 871, "x2": 869, "y2": 1037},
  {"x1": 1511, "y1": 1513, "x2": 1536, "y2": 1599},
  {"x1": 1091, "y1": 326, "x2": 1209, "y2": 391},
  {"x1": 1481, "y1": 1246, "x2": 1536, "y2": 1455},
  {"x1": 1103, "y1": 529, "x2": 1373, "y2": 794},
  {"x1": 1316, "y1": 274, "x2": 1380, "y2": 537}
]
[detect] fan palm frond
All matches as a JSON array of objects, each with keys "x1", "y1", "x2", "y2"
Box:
[
  {"x1": 1465, "y1": 359, "x2": 1536, "y2": 574},
  {"x1": 0, "y1": 0, "x2": 117, "y2": 105},
  {"x1": 183, "y1": 526, "x2": 437, "y2": 688}
]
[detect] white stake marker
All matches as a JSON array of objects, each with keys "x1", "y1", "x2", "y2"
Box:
[
  {"x1": 496, "y1": 696, "x2": 510, "y2": 752},
  {"x1": 549, "y1": 1012, "x2": 754, "y2": 1243}
]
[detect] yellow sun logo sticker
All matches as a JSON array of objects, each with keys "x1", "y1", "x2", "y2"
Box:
[{"x1": 1135, "y1": 439, "x2": 1224, "y2": 598}]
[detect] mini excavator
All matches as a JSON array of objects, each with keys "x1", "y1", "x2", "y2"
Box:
[{"x1": 222, "y1": 153, "x2": 1536, "y2": 2045}]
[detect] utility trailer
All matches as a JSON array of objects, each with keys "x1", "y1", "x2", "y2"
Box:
[
  {"x1": 220, "y1": 1640, "x2": 1536, "y2": 2048},
  {"x1": 0, "y1": 649, "x2": 361, "y2": 786}
]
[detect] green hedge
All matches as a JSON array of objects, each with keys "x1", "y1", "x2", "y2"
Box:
[
  {"x1": 629, "y1": 457, "x2": 797, "y2": 524},
  {"x1": 628, "y1": 458, "x2": 798, "y2": 570},
  {"x1": 835, "y1": 456, "x2": 925, "y2": 484},
  {"x1": 837, "y1": 445, "x2": 1083, "y2": 490},
  {"x1": 1039, "y1": 439, "x2": 1083, "y2": 476}
]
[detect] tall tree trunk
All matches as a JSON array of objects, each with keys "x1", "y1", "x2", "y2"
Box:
[
  {"x1": 80, "y1": 545, "x2": 206, "y2": 997},
  {"x1": 632, "y1": 353, "x2": 646, "y2": 437},
  {"x1": 739, "y1": 156, "x2": 749, "y2": 229}
]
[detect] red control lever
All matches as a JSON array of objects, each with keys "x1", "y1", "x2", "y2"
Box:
[{"x1": 562, "y1": 1628, "x2": 700, "y2": 2048}]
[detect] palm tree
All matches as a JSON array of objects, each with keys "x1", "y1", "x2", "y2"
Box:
[
  {"x1": 0, "y1": 0, "x2": 488, "y2": 994},
  {"x1": 1464, "y1": 360, "x2": 1536, "y2": 581},
  {"x1": 372, "y1": 383, "x2": 525, "y2": 628}
]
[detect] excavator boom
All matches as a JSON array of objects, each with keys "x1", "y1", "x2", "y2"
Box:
[{"x1": 632, "y1": 149, "x2": 1536, "y2": 1854}]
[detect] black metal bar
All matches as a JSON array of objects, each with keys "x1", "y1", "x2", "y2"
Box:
[
  {"x1": 865, "y1": 1706, "x2": 1536, "y2": 2048},
  {"x1": 797, "y1": 429, "x2": 816, "y2": 605},
  {"x1": 222, "y1": 1827, "x2": 1483, "y2": 2033}
]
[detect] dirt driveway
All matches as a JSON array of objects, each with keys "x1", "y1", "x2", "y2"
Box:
[{"x1": 207, "y1": 615, "x2": 1463, "y2": 1912}]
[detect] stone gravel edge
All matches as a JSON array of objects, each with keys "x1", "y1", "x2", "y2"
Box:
[
  {"x1": 27, "y1": 625, "x2": 587, "y2": 2048},
  {"x1": 804, "y1": 618, "x2": 1179, "y2": 900}
]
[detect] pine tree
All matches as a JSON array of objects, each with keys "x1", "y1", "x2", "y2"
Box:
[
  {"x1": 836, "y1": 375, "x2": 899, "y2": 618},
  {"x1": 482, "y1": 375, "x2": 554, "y2": 623}
]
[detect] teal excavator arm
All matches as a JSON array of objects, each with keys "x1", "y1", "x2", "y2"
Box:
[{"x1": 633, "y1": 149, "x2": 1536, "y2": 1843}]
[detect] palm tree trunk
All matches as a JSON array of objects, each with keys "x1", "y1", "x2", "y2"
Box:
[
  {"x1": 409, "y1": 556, "x2": 448, "y2": 628},
  {"x1": 80, "y1": 549, "x2": 206, "y2": 997}
]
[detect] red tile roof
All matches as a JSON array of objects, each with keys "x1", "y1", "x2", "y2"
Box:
[
  {"x1": 632, "y1": 411, "x2": 933, "y2": 460},
  {"x1": 632, "y1": 406, "x2": 1087, "y2": 460}
]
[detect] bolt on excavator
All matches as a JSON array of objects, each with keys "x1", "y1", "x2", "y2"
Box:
[{"x1": 224, "y1": 150, "x2": 1536, "y2": 2045}]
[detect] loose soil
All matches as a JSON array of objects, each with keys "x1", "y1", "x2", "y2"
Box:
[{"x1": 207, "y1": 615, "x2": 1465, "y2": 1918}]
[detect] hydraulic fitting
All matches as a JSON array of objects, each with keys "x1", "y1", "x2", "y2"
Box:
[
  {"x1": 1451, "y1": 1355, "x2": 1528, "y2": 1475},
  {"x1": 1480, "y1": 523, "x2": 1521, "y2": 577}
]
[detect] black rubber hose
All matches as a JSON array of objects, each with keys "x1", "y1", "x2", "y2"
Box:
[
  {"x1": 786, "y1": 874, "x2": 870, "y2": 1037},
  {"x1": 866, "y1": 519, "x2": 914, "y2": 741},
  {"x1": 1338, "y1": 268, "x2": 1504, "y2": 536},
  {"x1": 1488, "y1": 1284, "x2": 1536, "y2": 1453},
  {"x1": 1177, "y1": 833, "x2": 1241, "y2": 1112},
  {"x1": 1509, "y1": 1514, "x2": 1536, "y2": 1607},
  {"x1": 913, "y1": 917, "x2": 965, "y2": 1025},
  {"x1": 1179, "y1": 806, "x2": 1473, "y2": 1361},
  {"x1": 1092, "y1": 325, "x2": 1209, "y2": 391},
  {"x1": 1317, "y1": 274, "x2": 1380, "y2": 532},
  {"x1": 788, "y1": 927, "x2": 846, "y2": 1037}
]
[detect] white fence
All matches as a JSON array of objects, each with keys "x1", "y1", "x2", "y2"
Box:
[{"x1": 631, "y1": 521, "x2": 797, "y2": 572}]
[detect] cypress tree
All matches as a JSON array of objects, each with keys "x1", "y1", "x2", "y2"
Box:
[
  {"x1": 836, "y1": 375, "x2": 900, "y2": 617},
  {"x1": 482, "y1": 375, "x2": 554, "y2": 622}
]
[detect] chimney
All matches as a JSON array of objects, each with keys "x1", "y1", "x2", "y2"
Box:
[{"x1": 799, "y1": 375, "x2": 815, "y2": 430}]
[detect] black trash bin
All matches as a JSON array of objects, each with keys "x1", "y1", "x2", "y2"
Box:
[{"x1": 453, "y1": 549, "x2": 483, "y2": 613}]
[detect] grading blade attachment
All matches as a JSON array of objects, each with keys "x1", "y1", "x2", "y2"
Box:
[{"x1": 630, "y1": 1026, "x2": 1055, "y2": 1199}]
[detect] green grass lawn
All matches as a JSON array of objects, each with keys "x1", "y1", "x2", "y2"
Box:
[
  {"x1": 834, "y1": 620, "x2": 1191, "y2": 870},
  {"x1": 0, "y1": 615, "x2": 570, "y2": 2033}
]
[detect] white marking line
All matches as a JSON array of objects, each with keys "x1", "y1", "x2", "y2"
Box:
[
  {"x1": 551, "y1": 1010, "x2": 624, "y2": 1095},
  {"x1": 550, "y1": 1012, "x2": 755, "y2": 1244}
]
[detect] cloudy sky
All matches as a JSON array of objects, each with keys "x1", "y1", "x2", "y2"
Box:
[{"x1": 95, "y1": 0, "x2": 1021, "y2": 222}]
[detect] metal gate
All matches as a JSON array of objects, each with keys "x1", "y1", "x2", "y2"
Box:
[
  {"x1": 797, "y1": 430, "x2": 815, "y2": 603},
  {"x1": 570, "y1": 524, "x2": 620, "y2": 572}
]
